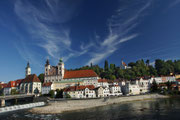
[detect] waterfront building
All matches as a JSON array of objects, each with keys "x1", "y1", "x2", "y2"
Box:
[
  {"x1": 97, "y1": 79, "x2": 109, "y2": 87},
  {"x1": 109, "y1": 85, "x2": 122, "y2": 96},
  {"x1": 3, "y1": 79, "x2": 23, "y2": 95},
  {"x1": 20, "y1": 74, "x2": 41, "y2": 94},
  {"x1": 42, "y1": 82, "x2": 53, "y2": 95},
  {"x1": 121, "y1": 81, "x2": 140, "y2": 95},
  {"x1": 95, "y1": 86, "x2": 110, "y2": 97},
  {"x1": 158, "y1": 83, "x2": 168, "y2": 90},
  {"x1": 136, "y1": 78, "x2": 150, "y2": 94},
  {"x1": 163, "y1": 76, "x2": 176, "y2": 83},
  {"x1": 52, "y1": 80, "x2": 84, "y2": 90},
  {"x1": 63, "y1": 85, "x2": 96, "y2": 98},
  {"x1": 44, "y1": 59, "x2": 99, "y2": 88},
  {"x1": 149, "y1": 77, "x2": 162, "y2": 84}
]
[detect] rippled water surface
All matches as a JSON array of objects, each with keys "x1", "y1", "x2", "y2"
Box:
[{"x1": 0, "y1": 98, "x2": 180, "y2": 120}]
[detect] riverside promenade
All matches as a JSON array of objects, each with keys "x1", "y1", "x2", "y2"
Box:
[{"x1": 29, "y1": 94, "x2": 169, "y2": 114}]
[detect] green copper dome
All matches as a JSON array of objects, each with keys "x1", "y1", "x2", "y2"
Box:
[{"x1": 59, "y1": 58, "x2": 63, "y2": 63}]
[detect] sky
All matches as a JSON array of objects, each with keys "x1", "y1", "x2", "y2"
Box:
[{"x1": 0, "y1": 0, "x2": 180, "y2": 82}]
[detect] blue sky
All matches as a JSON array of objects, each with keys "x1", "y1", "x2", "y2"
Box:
[{"x1": 0, "y1": 0, "x2": 180, "y2": 82}]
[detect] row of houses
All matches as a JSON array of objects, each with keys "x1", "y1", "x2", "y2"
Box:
[
  {"x1": 0, "y1": 59, "x2": 179, "y2": 98},
  {"x1": 0, "y1": 74, "x2": 42, "y2": 95}
]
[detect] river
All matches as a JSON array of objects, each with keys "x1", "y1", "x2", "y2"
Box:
[{"x1": 0, "y1": 98, "x2": 180, "y2": 120}]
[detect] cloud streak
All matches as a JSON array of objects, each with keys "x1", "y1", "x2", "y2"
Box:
[
  {"x1": 14, "y1": 0, "x2": 154, "y2": 66},
  {"x1": 86, "y1": 0, "x2": 153, "y2": 65},
  {"x1": 14, "y1": 0, "x2": 84, "y2": 63}
]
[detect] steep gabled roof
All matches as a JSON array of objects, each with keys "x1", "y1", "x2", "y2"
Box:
[
  {"x1": 63, "y1": 70, "x2": 98, "y2": 79},
  {"x1": 22, "y1": 74, "x2": 41, "y2": 83}
]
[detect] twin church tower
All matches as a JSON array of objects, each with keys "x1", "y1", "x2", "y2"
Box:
[{"x1": 25, "y1": 59, "x2": 65, "y2": 82}]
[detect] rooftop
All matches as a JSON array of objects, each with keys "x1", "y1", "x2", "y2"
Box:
[{"x1": 64, "y1": 70, "x2": 98, "y2": 79}]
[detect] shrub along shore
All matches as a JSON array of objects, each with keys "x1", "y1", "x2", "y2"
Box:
[{"x1": 29, "y1": 94, "x2": 169, "y2": 114}]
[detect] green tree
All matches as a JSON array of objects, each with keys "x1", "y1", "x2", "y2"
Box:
[
  {"x1": 174, "y1": 60, "x2": 180, "y2": 74},
  {"x1": 90, "y1": 63, "x2": 93, "y2": 68},
  {"x1": 65, "y1": 94, "x2": 71, "y2": 98},
  {"x1": 117, "y1": 69, "x2": 124, "y2": 78},
  {"x1": 110, "y1": 64, "x2": 115, "y2": 72},
  {"x1": 149, "y1": 65, "x2": 157, "y2": 76},
  {"x1": 146, "y1": 59, "x2": 150, "y2": 66},
  {"x1": 55, "y1": 89, "x2": 63, "y2": 98},
  {"x1": 38, "y1": 73, "x2": 44, "y2": 83},
  {"x1": 49, "y1": 90, "x2": 55, "y2": 98},
  {"x1": 151, "y1": 80, "x2": 158, "y2": 92},
  {"x1": 128, "y1": 62, "x2": 136, "y2": 68},
  {"x1": 104, "y1": 60, "x2": 109, "y2": 71},
  {"x1": 110, "y1": 75, "x2": 116, "y2": 80}
]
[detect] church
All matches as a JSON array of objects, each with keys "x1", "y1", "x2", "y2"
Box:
[
  {"x1": 19, "y1": 62, "x2": 42, "y2": 94},
  {"x1": 44, "y1": 59, "x2": 100, "y2": 87}
]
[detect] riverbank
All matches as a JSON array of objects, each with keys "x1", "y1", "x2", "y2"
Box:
[{"x1": 29, "y1": 94, "x2": 169, "y2": 114}]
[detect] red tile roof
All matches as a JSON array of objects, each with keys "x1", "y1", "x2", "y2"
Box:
[
  {"x1": 22, "y1": 74, "x2": 41, "y2": 83},
  {"x1": 15, "y1": 79, "x2": 23, "y2": 87},
  {"x1": 122, "y1": 61, "x2": 127, "y2": 66},
  {"x1": 43, "y1": 82, "x2": 52, "y2": 87},
  {"x1": 63, "y1": 70, "x2": 98, "y2": 79},
  {"x1": 0, "y1": 83, "x2": 8, "y2": 88},
  {"x1": 64, "y1": 85, "x2": 95, "y2": 92},
  {"x1": 98, "y1": 79, "x2": 108, "y2": 83}
]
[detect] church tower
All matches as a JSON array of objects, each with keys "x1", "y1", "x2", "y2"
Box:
[
  {"x1": 45, "y1": 59, "x2": 50, "y2": 76},
  {"x1": 25, "y1": 61, "x2": 31, "y2": 76},
  {"x1": 58, "y1": 58, "x2": 65, "y2": 78}
]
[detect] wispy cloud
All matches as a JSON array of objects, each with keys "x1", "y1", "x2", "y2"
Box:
[
  {"x1": 14, "y1": 0, "x2": 153, "y2": 66},
  {"x1": 86, "y1": 0, "x2": 153, "y2": 65},
  {"x1": 14, "y1": 0, "x2": 84, "y2": 63}
]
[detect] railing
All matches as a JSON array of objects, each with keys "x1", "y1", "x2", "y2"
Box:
[{"x1": 0, "y1": 102, "x2": 45, "y2": 113}]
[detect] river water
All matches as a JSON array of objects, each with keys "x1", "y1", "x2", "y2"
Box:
[{"x1": 0, "y1": 98, "x2": 180, "y2": 120}]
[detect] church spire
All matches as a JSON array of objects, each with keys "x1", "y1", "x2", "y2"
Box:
[
  {"x1": 27, "y1": 61, "x2": 30, "y2": 68},
  {"x1": 25, "y1": 61, "x2": 31, "y2": 76},
  {"x1": 45, "y1": 59, "x2": 50, "y2": 66}
]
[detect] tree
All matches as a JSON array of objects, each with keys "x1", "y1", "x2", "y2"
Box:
[
  {"x1": 146, "y1": 59, "x2": 150, "y2": 66},
  {"x1": 151, "y1": 79, "x2": 158, "y2": 92},
  {"x1": 110, "y1": 75, "x2": 116, "y2": 80},
  {"x1": 149, "y1": 65, "x2": 157, "y2": 76},
  {"x1": 110, "y1": 64, "x2": 116, "y2": 73},
  {"x1": 65, "y1": 93, "x2": 71, "y2": 98},
  {"x1": 128, "y1": 62, "x2": 136, "y2": 68},
  {"x1": 174, "y1": 60, "x2": 180, "y2": 74},
  {"x1": 38, "y1": 73, "x2": 44, "y2": 83},
  {"x1": 117, "y1": 69, "x2": 124, "y2": 79},
  {"x1": 104, "y1": 60, "x2": 109, "y2": 71},
  {"x1": 55, "y1": 89, "x2": 63, "y2": 98},
  {"x1": 90, "y1": 63, "x2": 93, "y2": 68},
  {"x1": 49, "y1": 90, "x2": 55, "y2": 98}
]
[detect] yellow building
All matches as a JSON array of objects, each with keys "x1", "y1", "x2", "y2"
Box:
[{"x1": 52, "y1": 80, "x2": 84, "y2": 90}]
